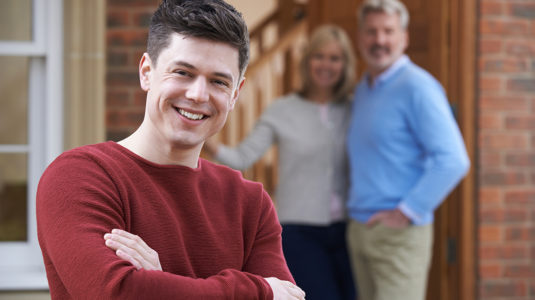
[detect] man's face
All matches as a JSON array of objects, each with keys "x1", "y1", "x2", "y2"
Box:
[
  {"x1": 358, "y1": 11, "x2": 408, "y2": 76},
  {"x1": 139, "y1": 33, "x2": 244, "y2": 150}
]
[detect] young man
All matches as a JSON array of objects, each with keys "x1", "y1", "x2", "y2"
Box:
[
  {"x1": 36, "y1": 1, "x2": 305, "y2": 299},
  {"x1": 346, "y1": 0, "x2": 470, "y2": 299}
]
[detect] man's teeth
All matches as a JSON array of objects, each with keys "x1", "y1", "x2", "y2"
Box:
[{"x1": 178, "y1": 108, "x2": 204, "y2": 120}]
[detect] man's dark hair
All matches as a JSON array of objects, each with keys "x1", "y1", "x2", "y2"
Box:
[{"x1": 148, "y1": 0, "x2": 250, "y2": 77}]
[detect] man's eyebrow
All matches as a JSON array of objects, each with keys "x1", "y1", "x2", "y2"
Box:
[
  {"x1": 173, "y1": 60, "x2": 195, "y2": 70},
  {"x1": 173, "y1": 60, "x2": 234, "y2": 82}
]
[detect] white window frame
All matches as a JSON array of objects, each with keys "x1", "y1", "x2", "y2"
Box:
[{"x1": 0, "y1": 0, "x2": 63, "y2": 290}]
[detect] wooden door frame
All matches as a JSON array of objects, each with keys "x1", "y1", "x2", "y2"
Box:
[
  {"x1": 428, "y1": 0, "x2": 478, "y2": 299},
  {"x1": 449, "y1": 0, "x2": 477, "y2": 299}
]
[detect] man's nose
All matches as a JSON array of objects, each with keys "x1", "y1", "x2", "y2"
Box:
[
  {"x1": 185, "y1": 77, "x2": 209, "y2": 103},
  {"x1": 375, "y1": 31, "x2": 387, "y2": 44}
]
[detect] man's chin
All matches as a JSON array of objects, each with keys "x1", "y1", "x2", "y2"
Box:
[{"x1": 167, "y1": 136, "x2": 204, "y2": 150}]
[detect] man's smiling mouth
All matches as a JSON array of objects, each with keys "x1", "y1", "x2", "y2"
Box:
[{"x1": 176, "y1": 108, "x2": 207, "y2": 120}]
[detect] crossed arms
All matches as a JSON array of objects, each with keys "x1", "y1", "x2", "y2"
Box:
[{"x1": 104, "y1": 229, "x2": 305, "y2": 299}]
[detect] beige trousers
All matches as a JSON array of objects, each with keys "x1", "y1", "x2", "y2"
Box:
[{"x1": 347, "y1": 220, "x2": 433, "y2": 300}]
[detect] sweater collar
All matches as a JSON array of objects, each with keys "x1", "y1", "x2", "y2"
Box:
[{"x1": 365, "y1": 55, "x2": 410, "y2": 88}]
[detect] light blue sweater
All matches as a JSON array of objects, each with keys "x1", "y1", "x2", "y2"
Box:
[{"x1": 346, "y1": 56, "x2": 470, "y2": 225}]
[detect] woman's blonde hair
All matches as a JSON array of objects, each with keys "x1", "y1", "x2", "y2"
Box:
[{"x1": 299, "y1": 25, "x2": 356, "y2": 102}]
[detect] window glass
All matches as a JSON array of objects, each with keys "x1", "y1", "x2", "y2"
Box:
[
  {"x1": 0, "y1": 57, "x2": 29, "y2": 144},
  {"x1": 0, "y1": 153, "x2": 28, "y2": 242},
  {"x1": 0, "y1": 0, "x2": 32, "y2": 41}
]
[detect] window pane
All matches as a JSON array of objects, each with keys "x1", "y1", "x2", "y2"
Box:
[
  {"x1": 0, "y1": 57, "x2": 29, "y2": 144},
  {"x1": 0, "y1": 0, "x2": 32, "y2": 41},
  {"x1": 0, "y1": 153, "x2": 28, "y2": 242}
]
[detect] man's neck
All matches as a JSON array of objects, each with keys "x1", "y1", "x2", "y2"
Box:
[
  {"x1": 118, "y1": 126, "x2": 201, "y2": 169},
  {"x1": 366, "y1": 55, "x2": 409, "y2": 87}
]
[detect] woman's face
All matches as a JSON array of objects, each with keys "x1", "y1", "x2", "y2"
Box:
[{"x1": 308, "y1": 41, "x2": 345, "y2": 92}]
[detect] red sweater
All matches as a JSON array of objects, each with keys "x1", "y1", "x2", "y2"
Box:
[{"x1": 37, "y1": 142, "x2": 293, "y2": 299}]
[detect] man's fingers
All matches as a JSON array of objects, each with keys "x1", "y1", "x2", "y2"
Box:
[
  {"x1": 265, "y1": 277, "x2": 305, "y2": 300},
  {"x1": 284, "y1": 281, "x2": 305, "y2": 299},
  {"x1": 105, "y1": 238, "x2": 145, "y2": 268},
  {"x1": 111, "y1": 229, "x2": 153, "y2": 256},
  {"x1": 112, "y1": 229, "x2": 147, "y2": 246},
  {"x1": 105, "y1": 230, "x2": 151, "y2": 258},
  {"x1": 104, "y1": 229, "x2": 162, "y2": 271},
  {"x1": 366, "y1": 213, "x2": 382, "y2": 227},
  {"x1": 116, "y1": 249, "x2": 142, "y2": 270},
  {"x1": 365, "y1": 210, "x2": 410, "y2": 229}
]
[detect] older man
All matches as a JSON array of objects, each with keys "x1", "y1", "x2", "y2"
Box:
[{"x1": 346, "y1": 0, "x2": 470, "y2": 299}]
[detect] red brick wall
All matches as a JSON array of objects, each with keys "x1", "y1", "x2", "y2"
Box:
[
  {"x1": 106, "y1": 0, "x2": 160, "y2": 140},
  {"x1": 478, "y1": 0, "x2": 535, "y2": 299}
]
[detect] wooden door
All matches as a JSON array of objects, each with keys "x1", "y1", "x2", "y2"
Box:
[{"x1": 304, "y1": 1, "x2": 477, "y2": 300}]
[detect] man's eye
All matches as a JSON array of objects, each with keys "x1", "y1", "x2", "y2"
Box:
[
  {"x1": 174, "y1": 70, "x2": 189, "y2": 76},
  {"x1": 213, "y1": 79, "x2": 229, "y2": 87}
]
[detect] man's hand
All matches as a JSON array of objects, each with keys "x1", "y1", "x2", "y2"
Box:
[
  {"x1": 366, "y1": 208, "x2": 410, "y2": 229},
  {"x1": 104, "y1": 229, "x2": 162, "y2": 271},
  {"x1": 264, "y1": 277, "x2": 306, "y2": 300}
]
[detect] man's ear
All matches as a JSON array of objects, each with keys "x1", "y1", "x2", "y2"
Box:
[
  {"x1": 229, "y1": 77, "x2": 246, "y2": 110},
  {"x1": 139, "y1": 53, "x2": 152, "y2": 91}
]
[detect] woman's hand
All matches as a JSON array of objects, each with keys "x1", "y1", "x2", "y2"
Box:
[{"x1": 104, "y1": 229, "x2": 162, "y2": 271}]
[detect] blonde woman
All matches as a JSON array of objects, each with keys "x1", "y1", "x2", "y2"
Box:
[{"x1": 205, "y1": 25, "x2": 357, "y2": 300}]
